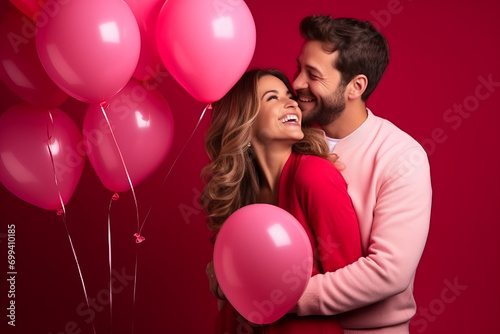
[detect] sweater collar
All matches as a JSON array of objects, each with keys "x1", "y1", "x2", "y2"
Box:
[{"x1": 329, "y1": 108, "x2": 376, "y2": 152}]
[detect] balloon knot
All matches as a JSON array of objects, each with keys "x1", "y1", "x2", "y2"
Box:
[
  {"x1": 112, "y1": 192, "x2": 120, "y2": 200},
  {"x1": 207, "y1": 103, "x2": 212, "y2": 110},
  {"x1": 56, "y1": 208, "x2": 64, "y2": 216},
  {"x1": 100, "y1": 101, "x2": 110, "y2": 110},
  {"x1": 134, "y1": 233, "x2": 145, "y2": 243}
]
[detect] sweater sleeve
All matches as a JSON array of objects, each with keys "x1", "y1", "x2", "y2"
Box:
[
  {"x1": 296, "y1": 146, "x2": 432, "y2": 316},
  {"x1": 294, "y1": 156, "x2": 362, "y2": 273}
]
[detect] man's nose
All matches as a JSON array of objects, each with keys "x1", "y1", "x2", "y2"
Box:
[{"x1": 293, "y1": 70, "x2": 307, "y2": 91}]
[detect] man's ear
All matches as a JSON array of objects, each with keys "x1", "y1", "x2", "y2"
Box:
[{"x1": 346, "y1": 74, "x2": 368, "y2": 100}]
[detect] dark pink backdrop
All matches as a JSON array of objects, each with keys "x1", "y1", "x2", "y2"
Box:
[{"x1": 1, "y1": 0, "x2": 499, "y2": 333}]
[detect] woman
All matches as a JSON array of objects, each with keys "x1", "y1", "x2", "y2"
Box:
[{"x1": 202, "y1": 69, "x2": 361, "y2": 333}]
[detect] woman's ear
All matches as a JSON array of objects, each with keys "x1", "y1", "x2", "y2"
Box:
[{"x1": 346, "y1": 74, "x2": 368, "y2": 100}]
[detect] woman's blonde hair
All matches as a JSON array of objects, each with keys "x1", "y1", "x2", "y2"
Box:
[{"x1": 202, "y1": 69, "x2": 334, "y2": 233}]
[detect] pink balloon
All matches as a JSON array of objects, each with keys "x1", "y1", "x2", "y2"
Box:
[
  {"x1": 35, "y1": 0, "x2": 141, "y2": 104},
  {"x1": 0, "y1": 7, "x2": 68, "y2": 107},
  {"x1": 0, "y1": 103, "x2": 84, "y2": 210},
  {"x1": 83, "y1": 79, "x2": 174, "y2": 192},
  {"x1": 156, "y1": 0, "x2": 256, "y2": 102},
  {"x1": 214, "y1": 204, "x2": 313, "y2": 324},
  {"x1": 124, "y1": 0, "x2": 166, "y2": 82}
]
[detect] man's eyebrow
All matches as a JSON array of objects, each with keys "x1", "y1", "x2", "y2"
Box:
[
  {"x1": 305, "y1": 64, "x2": 322, "y2": 74},
  {"x1": 296, "y1": 59, "x2": 322, "y2": 75}
]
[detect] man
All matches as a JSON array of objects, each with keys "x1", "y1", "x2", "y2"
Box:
[{"x1": 292, "y1": 15, "x2": 432, "y2": 333}]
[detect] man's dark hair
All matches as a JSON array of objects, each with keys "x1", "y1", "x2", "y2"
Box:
[{"x1": 300, "y1": 15, "x2": 390, "y2": 101}]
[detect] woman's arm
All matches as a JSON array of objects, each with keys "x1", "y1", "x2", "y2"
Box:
[{"x1": 295, "y1": 156, "x2": 362, "y2": 272}]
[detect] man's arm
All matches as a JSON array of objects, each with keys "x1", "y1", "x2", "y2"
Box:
[{"x1": 296, "y1": 146, "x2": 432, "y2": 315}]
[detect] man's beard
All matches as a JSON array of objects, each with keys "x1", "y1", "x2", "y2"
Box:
[{"x1": 302, "y1": 84, "x2": 346, "y2": 126}]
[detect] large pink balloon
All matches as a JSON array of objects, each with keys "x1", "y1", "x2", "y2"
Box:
[
  {"x1": 35, "y1": 0, "x2": 141, "y2": 104},
  {"x1": 0, "y1": 103, "x2": 84, "y2": 210},
  {"x1": 83, "y1": 79, "x2": 174, "y2": 192},
  {"x1": 124, "y1": 0, "x2": 166, "y2": 82},
  {"x1": 214, "y1": 204, "x2": 313, "y2": 324},
  {"x1": 156, "y1": 0, "x2": 256, "y2": 102},
  {"x1": 0, "y1": 7, "x2": 68, "y2": 108}
]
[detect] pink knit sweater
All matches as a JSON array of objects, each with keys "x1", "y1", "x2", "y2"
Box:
[{"x1": 296, "y1": 110, "x2": 432, "y2": 333}]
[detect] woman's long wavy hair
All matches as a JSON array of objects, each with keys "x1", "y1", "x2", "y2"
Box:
[{"x1": 202, "y1": 69, "x2": 333, "y2": 234}]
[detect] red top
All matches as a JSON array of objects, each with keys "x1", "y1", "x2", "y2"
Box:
[
  {"x1": 215, "y1": 152, "x2": 362, "y2": 334},
  {"x1": 278, "y1": 151, "x2": 362, "y2": 275}
]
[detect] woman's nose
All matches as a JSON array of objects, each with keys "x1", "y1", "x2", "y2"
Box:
[{"x1": 285, "y1": 97, "x2": 298, "y2": 109}]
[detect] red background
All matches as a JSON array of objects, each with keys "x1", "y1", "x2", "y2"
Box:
[{"x1": 1, "y1": 0, "x2": 499, "y2": 333}]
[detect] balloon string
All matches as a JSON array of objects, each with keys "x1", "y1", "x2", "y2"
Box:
[
  {"x1": 130, "y1": 103, "x2": 209, "y2": 334},
  {"x1": 136, "y1": 103, "x2": 210, "y2": 235},
  {"x1": 107, "y1": 193, "x2": 119, "y2": 333},
  {"x1": 99, "y1": 102, "x2": 142, "y2": 242},
  {"x1": 131, "y1": 251, "x2": 139, "y2": 334},
  {"x1": 47, "y1": 111, "x2": 67, "y2": 217},
  {"x1": 46, "y1": 110, "x2": 97, "y2": 334}
]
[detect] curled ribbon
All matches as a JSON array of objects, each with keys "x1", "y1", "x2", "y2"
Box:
[
  {"x1": 135, "y1": 103, "x2": 210, "y2": 236},
  {"x1": 133, "y1": 233, "x2": 145, "y2": 243},
  {"x1": 100, "y1": 100, "x2": 144, "y2": 332},
  {"x1": 46, "y1": 110, "x2": 97, "y2": 334},
  {"x1": 130, "y1": 104, "x2": 209, "y2": 333}
]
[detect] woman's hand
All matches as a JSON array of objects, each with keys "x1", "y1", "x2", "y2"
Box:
[{"x1": 206, "y1": 260, "x2": 227, "y2": 310}]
